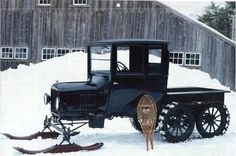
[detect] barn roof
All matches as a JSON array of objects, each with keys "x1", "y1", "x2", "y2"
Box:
[{"x1": 156, "y1": 1, "x2": 236, "y2": 47}]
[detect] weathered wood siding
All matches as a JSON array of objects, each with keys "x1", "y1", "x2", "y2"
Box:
[{"x1": 0, "y1": 0, "x2": 235, "y2": 90}]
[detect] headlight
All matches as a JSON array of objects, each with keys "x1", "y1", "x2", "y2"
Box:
[
  {"x1": 55, "y1": 97, "x2": 60, "y2": 110},
  {"x1": 44, "y1": 93, "x2": 51, "y2": 105}
]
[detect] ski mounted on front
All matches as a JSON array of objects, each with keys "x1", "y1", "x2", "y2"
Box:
[
  {"x1": 2, "y1": 116, "x2": 103, "y2": 154},
  {"x1": 4, "y1": 39, "x2": 230, "y2": 154}
]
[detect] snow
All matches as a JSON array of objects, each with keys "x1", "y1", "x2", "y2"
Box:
[{"x1": 0, "y1": 52, "x2": 236, "y2": 156}]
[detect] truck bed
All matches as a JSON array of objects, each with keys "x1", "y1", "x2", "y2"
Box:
[
  {"x1": 165, "y1": 87, "x2": 230, "y2": 104},
  {"x1": 167, "y1": 87, "x2": 229, "y2": 95}
]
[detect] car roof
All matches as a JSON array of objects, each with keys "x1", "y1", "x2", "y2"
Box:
[{"x1": 87, "y1": 39, "x2": 169, "y2": 46}]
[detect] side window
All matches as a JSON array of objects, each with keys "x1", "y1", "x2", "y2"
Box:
[
  {"x1": 116, "y1": 45, "x2": 145, "y2": 73},
  {"x1": 148, "y1": 47, "x2": 162, "y2": 72},
  {"x1": 117, "y1": 46, "x2": 130, "y2": 72},
  {"x1": 90, "y1": 45, "x2": 111, "y2": 72}
]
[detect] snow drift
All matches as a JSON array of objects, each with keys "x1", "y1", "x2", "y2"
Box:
[{"x1": 0, "y1": 52, "x2": 235, "y2": 156}]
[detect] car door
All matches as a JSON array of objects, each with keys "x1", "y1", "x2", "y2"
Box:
[
  {"x1": 146, "y1": 45, "x2": 167, "y2": 92},
  {"x1": 107, "y1": 45, "x2": 147, "y2": 115}
]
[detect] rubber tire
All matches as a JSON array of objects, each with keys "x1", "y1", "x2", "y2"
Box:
[
  {"x1": 159, "y1": 103, "x2": 195, "y2": 143},
  {"x1": 130, "y1": 117, "x2": 143, "y2": 132},
  {"x1": 196, "y1": 104, "x2": 230, "y2": 138}
]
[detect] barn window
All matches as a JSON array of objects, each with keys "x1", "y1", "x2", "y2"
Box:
[
  {"x1": 38, "y1": 0, "x2": 51, "y2": 5},
  {"x1": 42, "y1": 48, "x2": 55, "y2": 60},
  {"x1": 0, "y1": 47, "x2": 14, "y2": 59},
  {"x1": 185, "y1": 53, "x2": 201, "y2": 66},
  {"x1": 71, "y1": 48, "x2": 85, "y2": 53},
  {"x1": 15, "y1": 47, "x2": 28, "y2": 59},
  {"x1": 169, "y1": 52, "x2": 184, "y2": 65},
  {"x1": 57, "y1": 48, "x2": 70, "y2": 57},
  {"x1": 73, "y1": 0, "x2": 87, "y2": 5}
]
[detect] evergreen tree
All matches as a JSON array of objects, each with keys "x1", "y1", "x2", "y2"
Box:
[{"x1": 198, "y1": 2, "x2": 235, "y2": 38}]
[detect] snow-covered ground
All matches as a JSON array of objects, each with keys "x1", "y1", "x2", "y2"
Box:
[{"x1": 0, "y1": 52, "x2": 235, "y2": 156}]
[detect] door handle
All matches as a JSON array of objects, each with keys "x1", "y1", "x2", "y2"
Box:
[{"x1": 113, "y1": 82, "x2": 119, "y2": 85}]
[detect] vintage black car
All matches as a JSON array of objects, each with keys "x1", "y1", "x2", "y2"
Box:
[{"x1": 44, "y1": 39, "x2": 230, "y2": 143}]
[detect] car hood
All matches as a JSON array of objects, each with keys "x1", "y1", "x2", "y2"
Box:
[{"x1": 52, "y1": 81, "x2": 99, "y2": 92}]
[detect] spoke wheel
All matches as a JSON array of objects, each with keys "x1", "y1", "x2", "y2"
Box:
[
  {"x1": 158, "y1": 102, "x2": 194, "y2": 143},
  {"x1": 196, "y1": 104, "x2": 230, "y2": 138}
]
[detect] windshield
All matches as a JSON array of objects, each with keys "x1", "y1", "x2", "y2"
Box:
[{"x1": 90, "y1": 45, "x2": 111, "y2": 74}]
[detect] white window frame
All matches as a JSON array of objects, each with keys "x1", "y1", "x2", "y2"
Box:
[
  {"x1": 57, "y1": 48, "x2": 70, "y2": 57},
  {"x1": 73, "y1": 0, "x2": 87, "y2": 6},
  {"x1": 0, "y1": 47, "x2": 14, "y2": 59},
  {"x1": 71, "y1": 48, "x2": 86, "y2": 53},
  {"x1": 169, "y1": 52, "x2": 184, "y2": 65},
  {"x1": 185, "y1": 52, "x2": 201, "y2": 67},
  {"x1": 14, "y1": 47, "x2": 28, "y2": 59},
  {"x1": 38, "y1": 0, "x2": 52, "y2": 6},
  {"x1": 41, "y1": 48, "x2": 56, "y2": 60}
]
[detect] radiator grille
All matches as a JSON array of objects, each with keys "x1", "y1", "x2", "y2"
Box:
[
  {"x1": 78, "y1": 93, "x2": 98, "y2": 109},
  {"x1": 61, "y1": 91, "x2": 100, "y2": 112}
]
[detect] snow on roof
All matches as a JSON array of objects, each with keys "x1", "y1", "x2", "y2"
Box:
[{"x1": 156, "y1": 1, "x2": 236, "y2": 47}]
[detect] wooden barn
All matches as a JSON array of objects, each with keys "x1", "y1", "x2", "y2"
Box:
[{"x1": 0, "y1": 0, "x2": 235, "y2": 90}]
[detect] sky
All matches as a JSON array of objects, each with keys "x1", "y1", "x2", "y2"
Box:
[{"x1": 159, "y1": 1, "x2": 227, "y2": 18}]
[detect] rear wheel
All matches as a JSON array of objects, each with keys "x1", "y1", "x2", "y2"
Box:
[
  {"x1": 196, "y1": 104, "x2": 230, "y2": 138},
  {"x1": 158, "y1": 102, "x2": 194, "y2": 143},
  {"x1": 130, "y1": 117, "x2": 143, "y2": 132}
]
